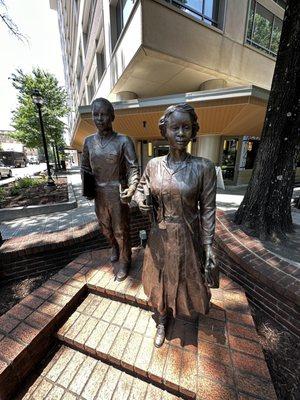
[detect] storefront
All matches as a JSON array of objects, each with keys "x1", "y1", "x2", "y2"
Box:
[{"x1": 218, "y1": 136, "x2": 261, "y2": 185}]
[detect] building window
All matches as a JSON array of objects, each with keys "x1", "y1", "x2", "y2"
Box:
[
  {"x1": 164, "y1": 0, "x2": 223, "y2": 28},
  {"x1": 86, "y1": 0, "x2": 97, "y2": 42},
  {"x1": 110, "y1": 0, "x2": 135, "y2": 50},
  {"x1": 88, "y1": 71, "x2": 97, "y2": 101},
  {"x1": 116, "y1": 0, "x2": 135, "y2": 38},
  {"x1": 246, "y1": 0, "x2": 283, "y2": 57},
  {"x1": 96, "y1": 51, "x2": 105, "y2": 83},
  {"x1": 273, "y1": 0, "x2": 286, "y2": 9},
  {"x1": 76, "y1": 47, "x2": 84, "y2": 91}
]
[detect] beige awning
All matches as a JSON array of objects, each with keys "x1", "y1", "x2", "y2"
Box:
[{"x1": 72, "y1": 85, "x2": 268, "y2": 150}]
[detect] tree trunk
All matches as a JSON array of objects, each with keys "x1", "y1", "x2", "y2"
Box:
[{"x1": 234, "y1": 0, "x2": 300, "y2": 242}]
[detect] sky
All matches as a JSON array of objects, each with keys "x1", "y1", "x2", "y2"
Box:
[{"x1": 0, "y1": 0, "x2": 65, "y2": 130}]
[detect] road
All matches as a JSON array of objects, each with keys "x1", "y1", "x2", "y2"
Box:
[{"x1": 0, "y1": 163, "x2": 47, "y2": 186}]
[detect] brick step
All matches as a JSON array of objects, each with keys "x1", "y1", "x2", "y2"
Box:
[
  {"x1": 56, "y1": 294, "x2": 200, "y2": 398},
  {"x1": 17, "y1": 345, "x2": 181, "y2": 400},
  {"x1": 85, "y1": 247, "x2": 149, "y2": 308},
  {"x1": 53, "y1": 248, "x2": 277, "y2": 400}
]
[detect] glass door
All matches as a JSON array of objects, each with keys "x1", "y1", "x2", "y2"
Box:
[{"x1": 220, "y1": 138, "x2": 239, "y2": 183}]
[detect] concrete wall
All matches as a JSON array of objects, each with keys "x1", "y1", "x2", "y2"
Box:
[{"x1": 142, "y1": 0, "x2": 278, "y2": 90}]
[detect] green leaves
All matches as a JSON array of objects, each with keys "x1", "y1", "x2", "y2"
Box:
[{"x1": 10, "y1": 68, "x2": 69, "y2": 149}]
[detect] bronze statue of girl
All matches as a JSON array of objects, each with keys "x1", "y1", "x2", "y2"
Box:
[{"x1": 135, "y1": 103, "x2": 217, "y2": 347}]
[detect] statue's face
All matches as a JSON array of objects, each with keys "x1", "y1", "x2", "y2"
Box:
[
  {"x1": 92, "y1": 102, "x2": 113, "y2": 134},
  {"x1": 165, "y1": 110, "x2": 193, "y2": 150}
]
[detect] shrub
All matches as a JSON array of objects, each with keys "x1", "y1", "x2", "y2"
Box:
[
  {"x1": 0, "y1": 187, "x2": 5, "y2": 202},
  {"x1": 10, "y1": 176, "x2": 47, "y2": 196}
]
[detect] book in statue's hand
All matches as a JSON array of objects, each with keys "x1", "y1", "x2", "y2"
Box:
[{"x1": 82, "y1": 170, "x2": 95, "y2": 199}]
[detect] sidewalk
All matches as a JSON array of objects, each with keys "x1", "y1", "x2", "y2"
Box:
[
  {"x1": 1, "y1": 167, "x2": 299, "y2": 240},
  {"x1": 0, "y1": 168, "x2": 95, "y2": 240}
]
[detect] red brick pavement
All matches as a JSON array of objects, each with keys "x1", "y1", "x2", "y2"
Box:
[
  {"x1": 16, "y1": 345, "x2": 181, "y2": 400},
  {"x1": 0, "y1": 248, "x2": 277, "y2": 400}
]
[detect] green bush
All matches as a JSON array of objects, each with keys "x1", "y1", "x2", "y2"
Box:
[
  {"x1": 0, "y1": 187, "x2": 5, "y2": 202},
  {"x1": 10, "y1": 186, "x2": 21, "y2": 196},
  {"x1": 10, "y1": 176, "x2": 46, "y2": 196}
]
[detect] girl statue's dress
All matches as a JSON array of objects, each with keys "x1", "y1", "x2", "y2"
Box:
[{"x1": 136, "y1": 153, "x2": 216, "y2": 319}]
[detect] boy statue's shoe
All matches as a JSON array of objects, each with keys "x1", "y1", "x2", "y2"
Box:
[
  {"x1": 115, "y1": 262, "x2": 129, "y2": 282},
  {"x1": 110, "y1": 245, "x2": 119, "y2": 262}
]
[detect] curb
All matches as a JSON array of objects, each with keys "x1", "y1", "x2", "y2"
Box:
[{"x1": 0, "y1": 175, "x2": 77, "y2": 222}]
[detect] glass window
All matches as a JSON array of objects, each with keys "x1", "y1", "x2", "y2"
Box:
[
  {"x1": 116, "y1": 0, "x2": 135, "y2": 38},
  {"x1": 274, "y1": 0, "x2": 286, "y2": 9},
  {"x1": 252, "y1": 4, "x2": 273, "y2": 50},
  {"x1": 177, "y1": 0, "x2": 204, "y2": 12},
  {"x1": 166, "y1": 0, "x2": 222, "y2": 28},
  {"x1": 204, "y1": 0, "x2": 219, "y2": 25},
  {"x1": 123, "y1": 0, "x2": 134, "y2": 26},
  {"x1": 96, "y1": 51, "x2": 105, "y2": 83},
  {"x1": 246, "y1": 1, "x2": 283, "y2": 56},
  {"x1": 247, "y1": 0, "x2": 255, "y2": 39},
  {"x1": 270, "y1": 16, "x2": 282, "y2": 54}
]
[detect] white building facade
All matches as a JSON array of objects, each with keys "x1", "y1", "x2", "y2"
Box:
[{"x1": 50, "y1": 0, "x2": 293, "y2": 185}]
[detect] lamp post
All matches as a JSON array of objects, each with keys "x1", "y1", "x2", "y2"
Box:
[
  {"x1": 31, "y1": 89, "x2": 56, "y2": 187},
  {"x1": 50, "y1": 139, "x2": 58, "y2": 171},
  {"x1": 55, "y1": 141, "x2": 61, "y2": 170}
]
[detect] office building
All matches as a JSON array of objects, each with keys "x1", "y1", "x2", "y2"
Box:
[{"x1": 50, "y1": 0, "x2": 293, "y2": 184}]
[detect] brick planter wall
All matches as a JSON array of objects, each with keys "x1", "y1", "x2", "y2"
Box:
[
  {"x1": 215, "y1": 211, "x2": 300, "y2": 337},
  {"x1": 0, "y1": 208, "x2": 150, "y2": 284}
]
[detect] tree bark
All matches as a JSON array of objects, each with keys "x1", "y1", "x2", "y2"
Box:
[{"x1": 234, "y1": 0, "x2": 300, "y2": 242}]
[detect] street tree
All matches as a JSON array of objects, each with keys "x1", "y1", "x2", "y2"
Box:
[
  {"x1": 10, "y1": 68, "x2": 69, "y2": 150},
  {"x1": 234, "y1": 0, "x2": 300, "y2": 242}
]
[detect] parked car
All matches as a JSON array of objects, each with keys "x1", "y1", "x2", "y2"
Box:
[
  {"x1": 0, "y1": 162, "x2": 12, "y2": 179},
  {"x1": 28, "y1": 155, "x2": 40, "y2": 164}
]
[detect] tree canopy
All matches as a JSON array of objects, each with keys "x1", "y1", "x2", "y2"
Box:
[{"x1": 10, "y1": 68, "x2": 69, "y2": 149}]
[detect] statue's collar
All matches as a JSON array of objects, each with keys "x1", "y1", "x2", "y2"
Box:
[{"x1": 162, "y1": 153, "x2": 191, "y2": 174}]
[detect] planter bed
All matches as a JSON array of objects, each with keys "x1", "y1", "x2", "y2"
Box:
[{"x1": 0, "y1": 176, "x2": 76, "y2": 222}]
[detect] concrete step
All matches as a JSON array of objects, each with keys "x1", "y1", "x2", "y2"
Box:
[
  {"x1": 57, "y1": 294, "x2": 203, "y2": 398},
  {"x1": 18, "y1": 345, "x2": 182, "y2": 400}
]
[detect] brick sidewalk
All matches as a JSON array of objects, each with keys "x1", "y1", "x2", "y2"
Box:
[{"x1": 5, "y1": 248, "x2": 277, "y2": 400}]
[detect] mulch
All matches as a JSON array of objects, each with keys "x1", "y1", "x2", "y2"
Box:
[{"x1": 0, "y1": 177, "x2": 68, "y2": 208}]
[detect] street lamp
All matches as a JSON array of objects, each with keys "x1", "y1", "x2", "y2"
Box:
[{"x1": 31, "y1": 89, "x2": 56, "y2": 187}]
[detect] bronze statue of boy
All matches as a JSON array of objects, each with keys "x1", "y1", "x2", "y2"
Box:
[{"x1": 81, "y1": 98, "x2": 140, "y2": 281}]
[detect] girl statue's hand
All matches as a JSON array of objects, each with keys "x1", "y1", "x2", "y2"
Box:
[{"x1": 204, "y1": 244, "x2": 219, "y2": 288}]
